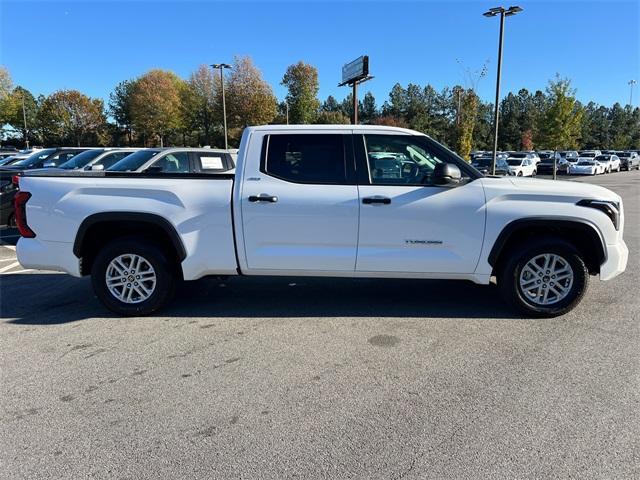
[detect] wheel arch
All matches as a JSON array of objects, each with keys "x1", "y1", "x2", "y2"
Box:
[
  {"x1": 488, "y1": 218, "x2": 606, "y2": 276},
  {"x1": 73, "y1": 212, "x2": 186, "y2": 276}
]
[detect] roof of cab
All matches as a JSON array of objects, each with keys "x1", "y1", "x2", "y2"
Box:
[{"x1": 245, "y1": 124, "x2": 427, "y2": 136}]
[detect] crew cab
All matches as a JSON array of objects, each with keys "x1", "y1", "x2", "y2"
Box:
[{"x1": 15, "y1": 125, "x2": 628, "y2": 317}]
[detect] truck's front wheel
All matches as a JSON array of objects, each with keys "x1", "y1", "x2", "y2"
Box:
[
  {"x1": 498, "y1": 238, "x2": 589, "y2": 317},
  {"x1": 91, "y1": 238, "x2": 176, "y2": 316}
]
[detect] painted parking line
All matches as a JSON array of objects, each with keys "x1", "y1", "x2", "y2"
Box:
[{"x1": 0, "y1": 262, "x2": 20, "y2": 273}]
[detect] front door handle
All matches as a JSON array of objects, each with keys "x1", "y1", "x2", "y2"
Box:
[
  {"x1": 249, "y1": 194, "x2": 278, "y2": 203},
  {"x1": 362, "y1": 196, "x2": 391, "y2": 205}
]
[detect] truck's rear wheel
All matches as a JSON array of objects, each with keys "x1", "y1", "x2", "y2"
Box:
[
  {"x1": 91, "y1": 238, "x2": 176, "y2": 316},
  {"x1": 498, "y1": 238, "x2": 589, "y2": 317}
]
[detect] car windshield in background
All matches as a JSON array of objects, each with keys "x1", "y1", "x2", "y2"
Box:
[
  {"x1": 509, "y1": 153, "x2": 527, "y2": 158},
  {"x1": 9, "y1": 148, "x2": 56, "y2": 167},
  {"x1": 472, "y1": 158, "x2": 492, "y2": 168},
  {"x1": 618, "y1": 152, "x2": 630, "y2": 157},
  {"x1": 577, "y1": 161, "x2": 595, "y2": 165},
  {"x1": 58, "y1": 149, "x2": 104, "y2": 169},
  {"x1": 108, "y1": 150, "x2": 159, "y2": 171},
  {"x1": 595, "y1": 155, "x2": 610, "y2": 161},
  {"x1": 506, "y1": 159, "x2": 523, "y2": 166},
  {"x1": 538, "y1": 153, "x2": 552, "y2": 159},
  {"x1": 580, "y1": 152, "x2": 597, "y2": 157}
]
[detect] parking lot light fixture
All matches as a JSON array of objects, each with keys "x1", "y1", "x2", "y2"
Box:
[
  {"x1": 211, "y1": 63, "x2": 232, "y2": 149},
  {"x1": 629, "y1": 80, "x2": 637, "y2": 107},
  {"x1": 483, "y1": 5, "x2": 523, "y2": 175}
]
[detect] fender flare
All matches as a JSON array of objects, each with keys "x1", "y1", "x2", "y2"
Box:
[
  {"x1": 487, "y1": 217, "x2": 606, "y2": 268},
  {"x1": 73, "y1": 212, "x2": 187, "y2": 261}
]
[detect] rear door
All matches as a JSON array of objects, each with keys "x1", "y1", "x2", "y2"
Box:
[
  {"x1": 355, "y1": 133, "x2": 486, "y2": 274},
  {"x1": 240, "y1": 132, "x2": 359, "y2": 272}
]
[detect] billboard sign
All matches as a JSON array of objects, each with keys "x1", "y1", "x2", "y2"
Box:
[{"x1": 341, "y1": 55, "x2": 369, "y2": 85}]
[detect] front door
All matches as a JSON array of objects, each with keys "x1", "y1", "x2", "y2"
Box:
[
  {"x1": 241, "y1": 132, "x2": 359, "y2": 272},
  {"x1": 356, "y1": 134, "x2": 486, "y2": 274}
]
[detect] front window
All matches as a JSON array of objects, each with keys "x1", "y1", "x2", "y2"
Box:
[
  {"x1": 577, "y1": 161, "x2": 595, "y2": 166},
  {"x1": 148, "y1": 152, "x2": 190, "y2": 173},
  {"x1": 364, "y1": 134, "x2": 449, "y2": 185},
  {"x1": 507, "y1": 159, "x2": 523, "y2": 166}
]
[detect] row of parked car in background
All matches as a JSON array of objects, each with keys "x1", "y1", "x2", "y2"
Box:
[
  {"x1": 470, "y1": 149, "x2": 640, "y2": 177},
  {"x1": 0, "y1": 145, "x2": 238, "y2": 227},
  {"x1": 1, "y1": 144, "x2": 638, "y2": 228}
]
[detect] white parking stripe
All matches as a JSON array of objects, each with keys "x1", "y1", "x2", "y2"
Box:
[
  {"x1": 0, "y1": 261, "x2": 20, "y2": 273},
  {"x1": 0, "y1": 245, "x2": 16, "y2": 251},
  {"x1": 2, "y1": 269, "x2": 32, "y2": 275}
]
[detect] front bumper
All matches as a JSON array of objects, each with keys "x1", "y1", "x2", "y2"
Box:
[
  {"x1": 600, "y1": 238, "x2": 629, "y2": 281},
  {"x1": 16, "y1": 238, "x2": 81, "y2": 277}
]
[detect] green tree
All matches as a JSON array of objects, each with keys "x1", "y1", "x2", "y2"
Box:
[
  {"x1": 539, "y1": 76, "x2": 583, "y2": 149},
  {"x1": 2, "y1": 87, "x2": 38, "y2": 146},
  {"x1": 226, "y1": 56, "x2": 277, "y2": 143},
  {"x1": 108, "y1": 80, "x2": 136, "y2": 145},
  {"x1": 281, "y1": 61, "x2": 320, "y2": 124},
  {"x1": 456, "y1": 89, "x2": 479, "y2": 160},
  {"x1": 315, "y1": 110, "x2": 349, "y2": 124},
  {"x1": 321, "y1": 95, "x2": 340, "y2": 112},
  {"x1": 130, "y1": 69, "x2": 185, "y2": 146},
  {"x1": 360, "y1": 92, "x2": 378, "y2": 123},
  {"x1": 182, "y1": 65, "x2": 219, "y2": 146},
  {"x1": 37, "y1": 89, "x2": 106, "y2": 146}
]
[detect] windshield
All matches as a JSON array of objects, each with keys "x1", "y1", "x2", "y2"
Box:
[
  {"x1": 506, "y1": 159, "x2": 523, "y2": 166},
  {"x1": 509, "y1": 153, "x2": 527, "y2": 158},
  {"x1": 577, "y1": 161, "x2": 595, "y2": 166},
  {"x1": 108, "y1": 150, "x2": 160, "y2": 171},
  {"x1": 595, "y1": 155, "x2": 610, "y2": 161},
  {"x1": 58, "y1": 149, "x2": 104, "y2": 169},
  {"x1": 617, "y1": 152, "x2": 630, "y2": 157},
  {"x1": 9, "y1": 148, "x2": 56, "y2": 167},
  {"x1": 472, "y1": 158, "x2": 492, "y2": 167},
  {"x1": 579, "y1": 152, "x2": 596, "y2": 157}
]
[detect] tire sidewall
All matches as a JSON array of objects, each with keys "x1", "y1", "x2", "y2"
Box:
[
  {"x1": 501, "y1": 240, "x2": 588, "y2": 317},
  {"x1": 92, "y1": 238, "x2": 176, "y2": 316}
]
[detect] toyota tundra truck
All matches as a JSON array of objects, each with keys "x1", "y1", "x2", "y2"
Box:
[{"x1": 14, "y1": 125, "x2": 628, "y2": 317}]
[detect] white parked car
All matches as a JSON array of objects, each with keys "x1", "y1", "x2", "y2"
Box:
[
  {"x1": 594, "y1": 154, "x2": 620, "y2": 173},
  {"x1": 506, "y1": 157, "x2": 537, "y2": 176},
  {"x1": 15, "y1": 125, "x2": 628, "y2": 318},
  {"x1": 569, "y1": 159, "x2": 606, "y2": 175}
]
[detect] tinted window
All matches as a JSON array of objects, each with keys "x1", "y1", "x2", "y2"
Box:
[
  {"x1": 149, "y1": 152, "x2": 190, "y2": 173},
  {"x1": 58, "y1": 149, "x2": 104, "y2": 169},
  {"x1": 364, "y1": 134, "x2": 446, "y2": 185},
  {"x1": 10, "y1": 148, "x2": 56, "y2": 167},
  {"x1": 108, "y1": 150, "x2": 160, "y2": 171},
  {"x1": 264, "y1": 134, "x2": 346, "y2": 184},
  {"x1": 95, "y1": 151, "x2": 132, "y2": 169}
]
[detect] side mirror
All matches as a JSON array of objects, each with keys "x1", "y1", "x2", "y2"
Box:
[
  {"x1": 43, "y1": 161, "x2": 56, "y2": 168},
  {"x1": 89, "y1": 164, "x2": 105, "y2": 171},
  {"x1": 143, "y1": 165, "x2": 164, "y2": 174},
  {"x1": 433, "y1": 163, "x2": 462, "y2": 186}
]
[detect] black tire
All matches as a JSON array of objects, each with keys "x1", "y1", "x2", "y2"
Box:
[
  {"x1": 7, "y1": 212, "x2": 16, "y2": 228},
  {"x1": 91, "y1": 237, "x2": 177, "y2": 316},
  {"x1": 517, "y1": 171, "x2": 523, "y2": 177},
  {"x1": 532, "y1": 170, "x2": 537, "y2": 177},
  {"x1": 498, "y1": 238, "x2": 589, "y2": 317}
]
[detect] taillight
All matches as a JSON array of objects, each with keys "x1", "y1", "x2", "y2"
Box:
[
  {"x1": 14, "y1": 191, "x2": 36, "y2": 238},
  {"x1": 11, "y1": 175, "x2": 19, "y2": 188}
]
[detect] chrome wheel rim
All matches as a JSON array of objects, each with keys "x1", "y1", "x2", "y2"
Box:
[
  {"x1": 105, "y1": 254, "x2": 156, "y2": 304},
  {"x1": 519, "y1": 253, "x2": 574, "y2": 306}
]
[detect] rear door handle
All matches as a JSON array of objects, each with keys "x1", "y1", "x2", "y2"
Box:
[
  {"x1": 249, "y1": 194, "x2": 278, "y2": 203},
  {"x1": 362, "y1": 196, "x2": 391, "y2": 205}
]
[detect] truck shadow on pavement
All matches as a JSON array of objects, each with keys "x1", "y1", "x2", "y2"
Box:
[{"x1": 1, "y1": 273, "x2": 523, "y2": 325}]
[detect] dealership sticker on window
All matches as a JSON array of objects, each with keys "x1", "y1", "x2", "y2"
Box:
[{"x1": 201, "y1": 156, "x2": 224, "y2": 169}]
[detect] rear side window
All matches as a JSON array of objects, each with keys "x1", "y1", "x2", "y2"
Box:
[
  {"x1": 97, "y1": 151, "x2": 131, "y2": 169},
  {"x1": 263, "y1": 134, "x2": 346, "y2": 184}
]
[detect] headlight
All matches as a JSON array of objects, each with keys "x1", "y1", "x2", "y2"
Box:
[{"x1": 577, "y1": 199, "x2": 620, "y2": 230}]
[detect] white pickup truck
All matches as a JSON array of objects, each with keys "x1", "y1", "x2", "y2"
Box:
[{"x1": 15, "y1": 125, "x2": 628, "y2": 317}]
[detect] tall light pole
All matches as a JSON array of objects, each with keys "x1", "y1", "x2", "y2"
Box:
[
  {"x1": 211, "y1": 63, "x2": 231, "y2": 149},
  {"x1": 629, "y1": 80, "x2": 637, "y2": 107},
  {"x1": 483, "y1": 5, "x2": 522, "y2": 175}
]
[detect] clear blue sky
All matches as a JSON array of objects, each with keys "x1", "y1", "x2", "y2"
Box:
[{"x1": 1, "y1": 0, "x2": 639, "y2": 108}]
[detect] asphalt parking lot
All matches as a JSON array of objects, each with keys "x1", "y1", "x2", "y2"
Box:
[{"x1": 1, "y1": 172, "x2": 638, "y2": 479}]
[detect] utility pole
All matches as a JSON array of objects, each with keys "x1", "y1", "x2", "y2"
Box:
[
  {"x1": 483, "y1": 5, "x2": 523, "y2": 175},
  {"x1": 211, "y1": 63, "x2": 232, "y2": 149},
  {"x1": 285, "y1": 101, "x2": 289, "y2": 125},
  {"x1": 352, "y1": 81, "x2": 358, "y2": 124}
]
